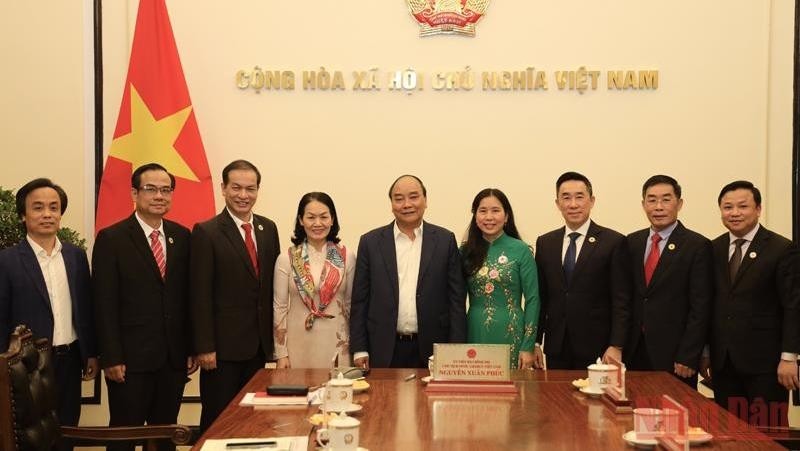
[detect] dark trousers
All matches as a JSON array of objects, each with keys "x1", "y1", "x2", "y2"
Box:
[
  {"x1": 53, "y1": 342, "x2": 82, "y2": 451},
  {"x1": 545, "y1": 333, "x2": 598, "y2": 370},
  {"x1": 106, "y1": 363, "x2": 187, "y2": 451},
  {"x1": 628, "y1": 333, "x2": 697, "y2": 389},
  {"x1": 713, "y1": 355, "x2": 789, "y2": 427},
  {"x1": 199, "y1": 353, "x2": 266, "y2": 432},
  {"x1": 389, "y1": 334, "x2": 425, "y2": 368}
]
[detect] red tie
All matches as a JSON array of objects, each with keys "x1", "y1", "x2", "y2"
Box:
[
  {"x1": 150, "y1": 230, "x2": 166, "y2": 280},
  {"x1": 241, "y1": 223, "x2": 259, "y2": 276},
  {"x1": 644, "y1": 233, "x2": 661, "y2": 286}
]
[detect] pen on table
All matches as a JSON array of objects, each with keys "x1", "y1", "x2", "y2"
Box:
[
  {"x1": 225, "y1": 442, "x2": 276, "y2": 449},
  {"x1": 404, "y1": 373, "x2": 416, "y2": 381}
]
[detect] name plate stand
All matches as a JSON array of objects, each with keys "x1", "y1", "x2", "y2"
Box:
[
  {"x1": 656, "y1": 395, "x2": 689, "y2": 451},
  {"x1": 425, "y1": 344, "x2": 518, "y2": 395},
  {"x1": 602, "y1": 355, "x2": 633, "y2": 414}
]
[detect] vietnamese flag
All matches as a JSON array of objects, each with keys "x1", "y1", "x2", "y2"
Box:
[{"x1": 96, "y1": 0, "x2": 214, "y2": 233}]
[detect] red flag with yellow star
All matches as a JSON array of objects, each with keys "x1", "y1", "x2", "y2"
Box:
[{"x1": 96, "y1": 0, "x2": 214, "y2": 233}]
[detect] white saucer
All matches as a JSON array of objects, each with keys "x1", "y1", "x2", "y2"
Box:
[
  {"x1": 622, "y1": 430, "x2": 713, "y2": 447},
  {"x1": 579, "y1": 386, "x2": 603, "y2": 397},
  {"x1": 319, "y1": 403, "x2": 363, "y2": 414},
  {"x1": 421, "y1": 375, "x2": 433, "y2": 384},
  {"x1": 622, "y1": 430, "x2": 656, "y2": 448}
]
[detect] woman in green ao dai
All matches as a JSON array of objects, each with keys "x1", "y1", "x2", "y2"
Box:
[{"x1": 461, "y1": 189, "x2": 541, "y2": 369}]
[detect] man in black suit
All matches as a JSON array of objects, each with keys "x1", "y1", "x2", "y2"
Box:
[
  {"x1": 624, "y1": 175, "x2": 713, "y2": 387},
  {"x1": 93, "y1": 163, "x2": 195, "y2": 451},
  {"x1": 0, "y1": 178, "x2": 97, "y2": 444},
  {"x1": 700, "y1": 180, "x2": 799, "y2": 427},
  {"x1": 533, "y1": 172, "x2": 631, "y2": 370},
  {"x1": 191, "y1": 160, "x2": 280, "y2": 431},
  {"x1": 350, "y1": 175, "x2": 466, "y2": 369}
]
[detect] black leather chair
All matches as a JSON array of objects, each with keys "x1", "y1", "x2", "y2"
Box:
[{"x1": 0, "y1": 325, "x2": 191, "y2": 451}]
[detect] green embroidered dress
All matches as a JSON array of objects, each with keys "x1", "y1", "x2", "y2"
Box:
[{"x1": 464, "y1": 233, "x2": 541, "y2": 369}]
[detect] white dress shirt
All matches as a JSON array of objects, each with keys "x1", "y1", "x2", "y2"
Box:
[
  {"x1": 727, "y1": 223, "x2": 758, "y2": 261},
  {"x1": 26, "y1": 236, "x2": 77, "y2": 346},
  {"x1": 643, "y1": 221, "x2": 679, "y2": 263},
  {"x1": 394, "y1": 222, "x2": 423, "y2": 334},
  {"x1": 135, "y1": 212, "x2": 166, "y2": 260},
  {"x1": 227, "y1": 207, "x2": 257, "y2": 252},
  {"x1": 560, "y1": 219, "x2": 592, "y2": 263}
]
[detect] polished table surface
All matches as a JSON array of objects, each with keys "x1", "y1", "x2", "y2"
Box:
[{"x1": 194, "y1": 368, "x2": 783, "y2": 450}]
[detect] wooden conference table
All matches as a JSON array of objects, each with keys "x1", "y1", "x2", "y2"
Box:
[{"x1": 194, "y1": 368, "x2": 783, "y2": 450}]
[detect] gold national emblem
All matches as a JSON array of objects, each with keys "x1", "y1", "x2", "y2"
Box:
[{"x1": 406, "y1": 0, "x2": 490, "y2": 37}]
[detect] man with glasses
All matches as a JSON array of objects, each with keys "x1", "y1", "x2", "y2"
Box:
[{"x1": 93, "y1": 163, "x2": 196, "y2": 451}]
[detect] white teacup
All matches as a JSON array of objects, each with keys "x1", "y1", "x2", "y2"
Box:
[
  {"x1": 325, "y1": 372, "x2": 354, "y2": 412},
  {"x1": 586, "y1": 362, "x2": 618, "y2": 391},
  {"x1": 633, "y1": 408, "x2": 678, "y2": 439},
  {"x1": 316, "y1": 412, "x2": 360, "y2": 451}
]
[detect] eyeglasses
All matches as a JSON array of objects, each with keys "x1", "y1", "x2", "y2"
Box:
[{"x1": 139, "y1": 185, "x2": 174, "y2": 196}]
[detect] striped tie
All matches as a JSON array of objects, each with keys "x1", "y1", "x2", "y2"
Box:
[{"x1": 150, "y1": 230, "x2": 166, "y2": 280}]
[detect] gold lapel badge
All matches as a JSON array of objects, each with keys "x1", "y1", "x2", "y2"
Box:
[
  {"x1": 407, "y1": 0, "x2": 490, "y2": 37},
  {"x1": 258, "y1": 224, "x2": 264, "y2": 231},
  {"x1": 749, "y1": 251, "x2": 757, "y2": 259},
  {"x1": 588, "y1": 237, "x2": 596, "y2": 243},
  {"x1": 667, "y1": 243, "x2": 676, "y2": 250},
  {"x1": 168, "y1": 237, "x2": 174, "y2": 244}
]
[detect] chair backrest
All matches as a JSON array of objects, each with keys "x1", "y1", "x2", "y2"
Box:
[{"x1": 0, "y1": 325, "x2": 60, "y2": 451}]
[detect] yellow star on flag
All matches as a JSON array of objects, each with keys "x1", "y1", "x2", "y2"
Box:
[{"x1": 108, "y1": 84, "x2": 199, "y2": 181}]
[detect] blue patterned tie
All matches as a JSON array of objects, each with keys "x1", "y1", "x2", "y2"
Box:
[{"x1": 563, "y1": 232, "x2": 580, "y2": 281}]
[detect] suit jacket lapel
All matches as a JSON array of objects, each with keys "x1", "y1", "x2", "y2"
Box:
[
  {"x1": 571, "y1": 222, "x2": 598, "y2": 284},
  {"x1": 647, "y1": 222, "x2": 685, "y2": 290},
  {"x1": 61, "y1": 245, "x2": 79, "y2": 308},
  {"x1": 17, "y1": 240, "x2": 51, "y2": 312},
  {"x1": 549, "y1": 227, "x2": 569, "y2": 288},
  {"x1": 732, "y1": 225, "x2": 767, "y2": 287},
  {"x1": 630, "y1": 230, "x2": 648, "y2": 291},
  {"x1": 126, "y1": 215, "x2": 163, "y2": 283},
  {"x1": 714, "y1": 236, "x2": 732, "y2": 289},
  {"x1": 219, "y1": 211, "x2": 258, "y2": 280},
  {"x1": 417, "y1": 222, "x2": 437, "y2": 286},
  {"x1": 163, "y1": 221, "x2": 179, "y2": 282},
  {"x1": 379, "y1": 223, "x2": 400, "y2": 303},
  {"x1": 253, "y1": 216, "x2": 271, "y2": 279}
]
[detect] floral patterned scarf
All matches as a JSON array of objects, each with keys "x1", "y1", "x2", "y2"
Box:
[{"x1": 290, "y1": 241, "x2": 346, "y2": 330}]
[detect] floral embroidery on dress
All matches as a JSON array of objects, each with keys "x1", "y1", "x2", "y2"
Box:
[
  {"x1": 469, "y1": 252, "x2": 515, "y2": 335},
  {"x1": 465, "y1": 235, "x2": 540, "y2": 371}
]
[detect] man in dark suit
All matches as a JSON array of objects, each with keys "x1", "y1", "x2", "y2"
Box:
[
  {"x1": 533, "y1": 172, "x2": 631, "y2": 370},
  {"x1": 624, "y1": 175, "x2": 713, "y2": 387},
  {"x1": 350, "y1": 175, "x2": 466, "y2": 369},
  {"x1": 0, "y1": 178, "x2": 97, "y2": 442},
  {"x1": 191, "y1": 160, "x2": 280, "y2": 431},
  {"x1": 93, "y1": 163, "x2": 195, "y2": 451},
  {"x1": 700, "y1": 180, "x2": 799, "y2": 427}
]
